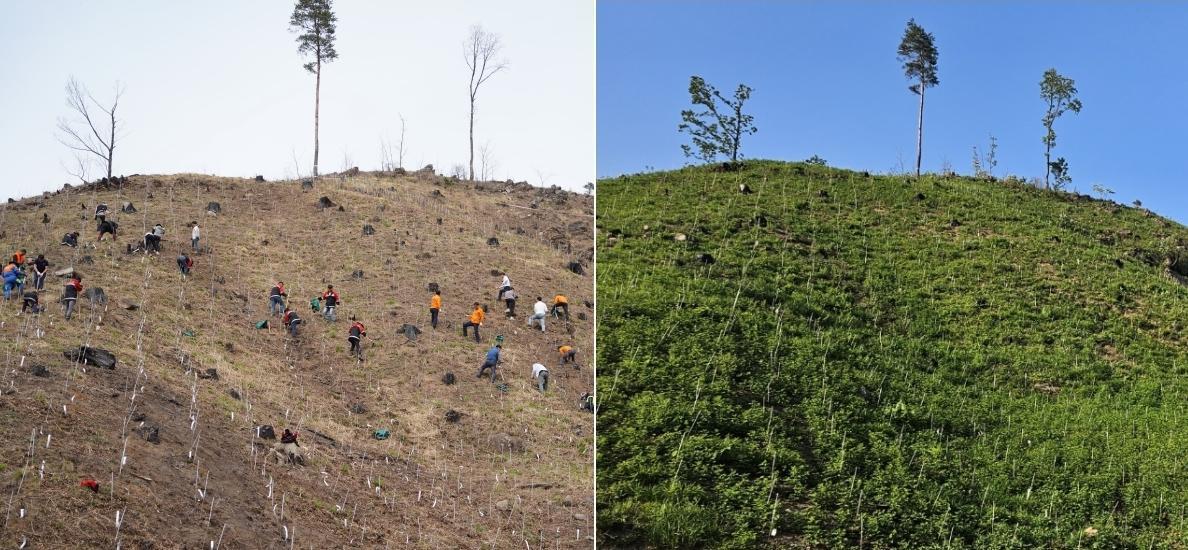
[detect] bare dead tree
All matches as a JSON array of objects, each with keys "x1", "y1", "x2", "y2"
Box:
[
  {"x1": 61, "y1": 154, "x2": 93, "y2": 185},
  {"x1": 379, "y1": 138, "x2": 395, "y2": 171},
  {"x1": 55, "y1": 77, "x2": 124, "y2": 180},
  {"x1": 464, "y1": 25, "x2": 508, "y2": 181},
  {"x1": 479, "y1": 141, "x2": 496, "y2": 181},
  {"x1": 397, "y1": 114, "x2": 407, "y2": 169}
]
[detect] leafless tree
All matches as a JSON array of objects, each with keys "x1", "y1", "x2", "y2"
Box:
[
  {"x1": 61, "y1": 154, "x2": 93, "y2": 185},
  {"x1": 56, "y1": 77, "x2": 124, "y2": 180},
  {"x1": 464, "y1": 25, "x2": 508, "y2": 181},
  {"x1": 379, "y1": 138, "x2": 396, "y2": 171},
  {"x1": 397, "y1": 114, "x2": 407, "y2": 169},
  {"x1": 479, "y1": 141, "x2": 497, "y2": 181}
]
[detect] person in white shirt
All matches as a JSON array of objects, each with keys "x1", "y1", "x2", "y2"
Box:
[
  {"x1": 527, "y1": 296, "x2": 547, "y2": 332},
  {"x1": 496, "y1": 272, "x2": 512, "y2": 301},
  {"x1": 532, "y1": 362, "x2": 549, "y2": 392},
  {"x1": 191, "y1": 222, "x2": 201, "y2": 252}
]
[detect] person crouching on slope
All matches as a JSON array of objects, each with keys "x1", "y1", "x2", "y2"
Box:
[
  {"x1": 496, "y1": 272, "x2": 512, "y2": 301},
  {"x1": 21, "y1": 290, "x2": 42, "y2": 314},
  {"x1": 269, "y1": 281, "x2": 287, "y2": 316},
  {"x1": 282, "y1": 307, "x2": 302, "y2": 337},
  {"x1": 532, "y1": 362, "x2": 550, "y2": 392},
  {"x1": 97, "y1": 220, "x2": 117, "y2": 242},
  {"x1": 502, "y1": 287, "x2": 518, "y2": 319},
  {"x1": 321, "y1": 284, "x2": 340, "y2": 321},
  {"x1": 177, "y1": 254, "x2": 193, "y2": 276},
  {"x1": 559, "y1": 345, "x2": 577, "y2": 366},
  {"x1": 348, "y1": 319, "x2": 367, "y2": 359},
  {"x1": 462, "y1": 302, "x2": 484, "y2": 342},
  {"x1": 429, "y1": 290, "x2": 442, "y2": 329},
  {"x1": 477, "y1": 344, "x2": 501, "y2": 382},
  {"x1": 551, "y1": 294, "x2": 570, "y2": 321},
  {"x1": 63, "y1": 275, "x2": 82, "y2": 320}
]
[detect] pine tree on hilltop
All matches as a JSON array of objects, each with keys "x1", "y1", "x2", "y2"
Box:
[
  {"x1": 898, "y1": 19, "x2": 939, "y2": 179},
  {"x1": 290, "y1": 0, "x2": 338, "y2": 178}
]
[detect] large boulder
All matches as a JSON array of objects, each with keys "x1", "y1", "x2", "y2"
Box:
[
  {"x1": 84, "y1": 287, "x2": 106, "y2": 305},
  {"x1": 64, "y1": 346, "x2": 116, "y2": 369}
]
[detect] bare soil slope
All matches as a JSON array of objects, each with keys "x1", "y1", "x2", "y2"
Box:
[{"x1": 0, "y1": 171, "x2": 594, "y2": 549}]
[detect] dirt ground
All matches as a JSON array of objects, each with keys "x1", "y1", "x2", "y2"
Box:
[{"x1": 0, "y1": 171, "x2": 594, "y2": 548}]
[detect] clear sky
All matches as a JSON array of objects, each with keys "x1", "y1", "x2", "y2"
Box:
[
  {"x1": 1, "y1": 1, "x2": 594, "y2": 200},
  {"x1": 598, "y1": 1, "x2": 1188, "y2": 224}
]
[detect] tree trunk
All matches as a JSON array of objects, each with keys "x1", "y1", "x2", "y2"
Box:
[
  {"x1": 107, "y1": 107, "x2": 115, "y2": 179},
  {"x1": 915, "y1": 80, "x2": 924, "y2": 178},
  {"x1": 1044, "y1": 133, "x2": 1051, "y2": 190},
  {"x1": 469, "y1": 97, "x2": 476, "y2": 181},
  {"x1": 313, "y1": 58, "x2": 321, "y2": 178}
]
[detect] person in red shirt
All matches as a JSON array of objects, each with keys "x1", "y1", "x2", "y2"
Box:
[
  {"x1": 282, "y1": 307, "x2": 302, "y2": 337},
  {"x1": 63, "y1": 275, "x2": 83, "y2": 320},
  {"x1": 348, "y1": 319, "x2": 367, "y2": 359},
  {"x1": 321, "y1": 285, "x2": 340, "y2": 321}
]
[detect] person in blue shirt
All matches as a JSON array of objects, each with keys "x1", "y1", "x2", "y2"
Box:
[{"x1": 477, "y1": 344, "x2": 502, "y2": 382}]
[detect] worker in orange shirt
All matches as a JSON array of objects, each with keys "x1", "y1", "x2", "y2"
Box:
[
  {"x1": 429, "y1": 289, "x2": 442, "y2": 329},
  {"x1": 551, "y1": 294, "x2": 570, "y2": 321},
  {"x1": 559, "y1": 345, "x2": 577, "y2": 366},
  {"x1": 462, "y1": 302, "x2": 484, "y2": 342}
]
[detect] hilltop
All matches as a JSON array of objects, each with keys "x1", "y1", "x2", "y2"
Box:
[
  {"x1": 597, "y1": 160, "x2": 1188, "y2": 548},
  {"x1": 0, "y1": 169, "x2": 594, "y2": 548}
]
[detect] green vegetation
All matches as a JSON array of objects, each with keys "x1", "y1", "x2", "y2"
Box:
[{"x1": 597, "y1": 160, "x2": 1188, "y2": 548}]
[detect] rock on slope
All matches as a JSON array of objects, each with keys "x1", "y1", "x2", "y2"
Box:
[{"x1": 0, "y1": 172, "x2": 594, "y2": 548}]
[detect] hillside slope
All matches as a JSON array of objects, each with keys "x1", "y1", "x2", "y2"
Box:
[
  {"x1": 597, "y1": 160, "x2": 1188, "y2": 548},
  {"x1": 0, "y1": 170, "x2": 594, "y2": 548}
]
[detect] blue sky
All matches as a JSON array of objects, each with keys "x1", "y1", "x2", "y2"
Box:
[
  {"x1": 0, "y1": 1, "x2": 593, "y2": 199},
  {"x1": 598, "y1": 2, "x2": 1188, "y2": 223}
]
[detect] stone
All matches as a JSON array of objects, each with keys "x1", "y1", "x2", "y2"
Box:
[
  {"x1": 30, "y1": 364, "x2": 50, "y2": 377},
  {"x1": 84, "y1": 288, "x2": 107, "y2": 306},
  {"x1": 362, "y1": 225, "x2": 376, "y2": 236},
  {"x1": 64, "y1": 346, "x2": 116, "y2": 369},
  {"x1": 427, "y1": 282, "x2": 440, "y2": 293},
  {"x1": 257, "y1": 425, "x2": 276, "y2": 439},
  {"x1": 495, "y1": 499, "x2": 510, "y2": 511},
  {"x1": 254, "y1": 175, "x2": 265, "y2": 182},
  {"x1": 317, "y1": 196, "x2": 335, "y2": 209},
  {"x1": 445, "y1": 409, "x2": 461, "y2": 422},
  {"x1": 228, "y1": 388, "x2": 241, "y2": 400},
  {"x1": 349, "y1": 402, "x2": 367, "y2": 414},
  {"x1": 487, "y1": 237, "x2": 499, "y2": 246},
  {"x1": 442, "y1": 372, "x2": 456, "y2": 385},
  {"x1": 206, "y1": 202, "x2": 221, "y2": 214},
  {"x1": 136, "y1": 425, "x2": 160, "y2": 444},
  {"x1": 197, "y1": 368, "x2": 219, "y2": 380},
  {"x1": 351, "y1": 270, "x2": 364, "y2": 280},
  {"x1": 567, "y1": 261, "x2": 584, "y2": 275},
  {"x1": 301, "y1": 179, "x2": 314, "y2": 191}
]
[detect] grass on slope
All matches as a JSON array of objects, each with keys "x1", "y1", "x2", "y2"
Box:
[{"x1": 597, "y1": 160, "x2": 1188, "y2": 549}]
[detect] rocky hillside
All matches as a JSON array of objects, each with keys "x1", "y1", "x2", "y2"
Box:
[
  {"x1": 0, "y1": 169, "x2": 594, "y2": 548},
  {"x1": 597, "y1": 160, "x2": 1188, "y2": 548}
]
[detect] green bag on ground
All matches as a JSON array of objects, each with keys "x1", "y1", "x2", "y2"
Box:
[
  {"x1": 373, "y1": 429, "x2": 390, "y2": 440},
  {"x1": 310, "y1": 297, "x2": 321, "y2": 311},
  {"x1": 254, "y1": 320, "x2": 269, "y2": 329}
]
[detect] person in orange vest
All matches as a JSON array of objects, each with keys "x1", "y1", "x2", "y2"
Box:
[
  {"x1": 63, "y1": 275, "x2": 83, "y2": 320},
  {"x1": 461, "y1": 302, "x2": 484, "y2": 342},
  {"x1": 551, "y1": 294, "x2": 570, "y2": 321},
  {"x1": 429, "y1": 290, "x2": 442, "y2": 329},
  {"x1": 347, "y1": 319, "x2": 367, "y2": 359},
  {"x1": 321, "y1": 284, "x2": 340, "y2": 321},
  {"x1": 559, "y1": 345, "x2": 577, "y2": 366}
]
